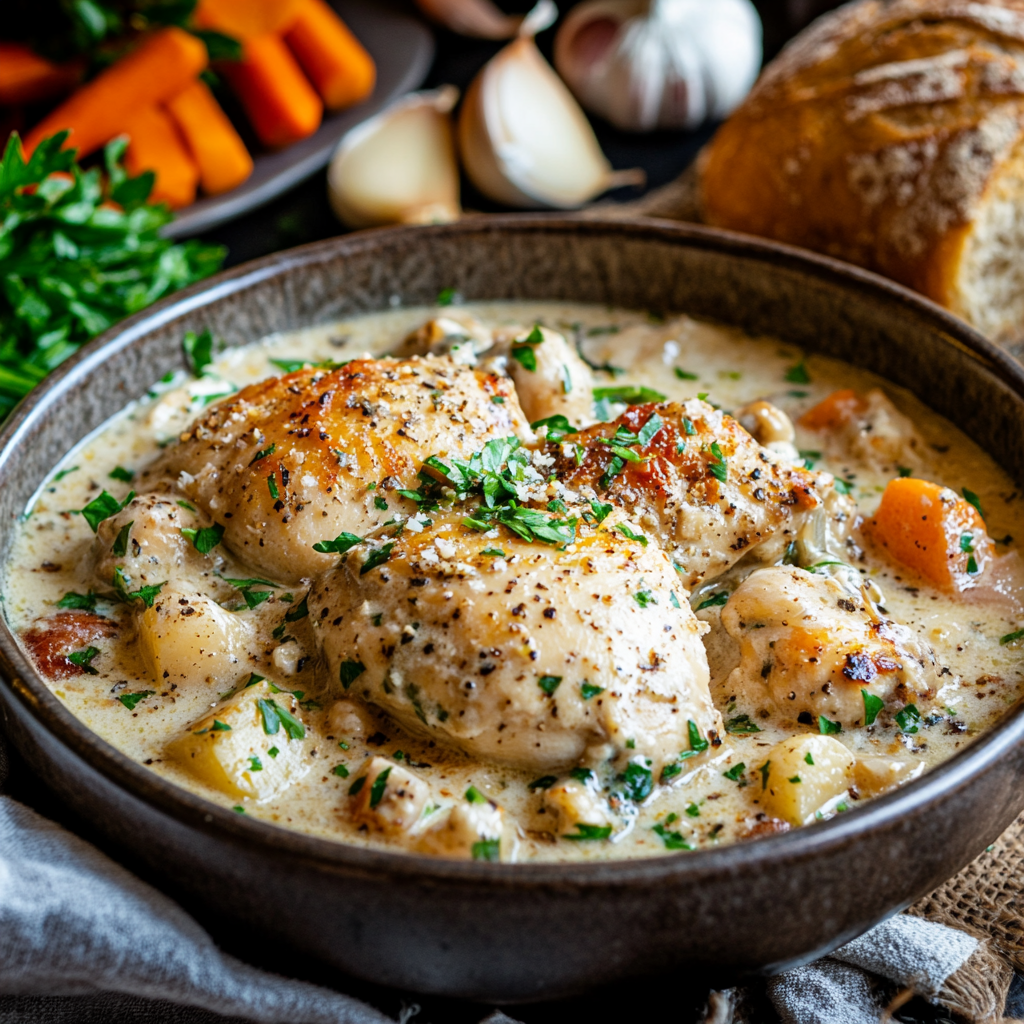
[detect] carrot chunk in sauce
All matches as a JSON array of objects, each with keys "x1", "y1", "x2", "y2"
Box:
[
  {"x1": 798, "y1": 389, "x2": 865, "y2": 431},
  {"x1": 871, "y1": 477, "x2": 993, "y2": 591}
]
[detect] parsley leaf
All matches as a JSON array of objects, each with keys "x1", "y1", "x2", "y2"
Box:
[
  {"x1": 563, "y1": 823, "x2": 612, "y2": 841},
  {"x1": 531, "y1": 414, "x2": 576, "y2": 441},
  {"x1": 963, "y1": 488, "x2": 985, "y2": 520},
  {"x1": 111, "y1": 566, "x2": 164, "y2": 608},
  {"x1": 57, "y1": 590, "x2": 97, "y2": 611},
  {"x1": 528, "y1": 776, "x2": 557, "y2": 790},
  {"x1": 312, "y1": 531, "x2": 363, "y2": 554},
  {"x1": 580, "y1": 681, "x2": 604, "y2": 700},
  {"x1": 369, "y1": 766, "x2": 393, "y2": 809},
  {"x1": 698, "y1": 591, "x2": 730, "y2": 610},
  {"x1": 725, "y1": 714, "x2": 761, "y2": 734},
  {"x1": 723, "y1": 762, "x2": 746, "y2": 782},
  {"x1": 472, "y1": 839, "x2": 500, "y2": 862},
  {"x1": 895, "y1": 704, "x2": 921, "y2": 735},
  {"x1": 118, "y1": 690, "x2": 154, "y2": 710},
  {"x1": 360, "y1": 543, "x2": 394, "y2": 575},
  {"x1": 785, "y1": 362, "x2": 811, "y2": 384},
  {"x1": 181, "y1": 523, "x2": 224, "y2": 555},
  {"x1": 78, "y1": 489, "x2": 135, "y2": 532},
  {"x1": 708, "y1": 441, "x2": 727, "y2": 483},
  {"x1": 593, "y1": 385, "x2": 666, "y2": 405},
  {"x1": 537, "y1": 675, "x2": 562, "y2": 695},
  {"x1": 615, "y1": 524, "x2": 648, "y2": 547},
  {"x1": 862, "y1": 689, "x2": 884, "y2": 726},
  {"x1": 589, "y1": 500, "x2": 613, "y2": 522},
  {"x1": 819, "y1": 716, "x2": 842, "y2": 735},
  {"x1": 67, "y1": 646, "x2": 100, "y2": 674},
  {"x1": 652, "y1": 823, "x2": 692, "y2": 850},
  {"x1": 621, "y1": 762, "x2": 653, "y2": 802},
  {"x1": 339, "y1": 660, "x2": 366, "y2": 689}
]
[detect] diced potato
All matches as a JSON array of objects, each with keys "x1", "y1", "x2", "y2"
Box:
[
  {"x1": 853, "y1": 756, "x2": 925, "y2": 798},
  {"x1": 138, "y1": 589, "x2": 254, "y2": 687},
  {"x1": 871, "y1": 477, "x2": 993, "y2": 591},
  {"x1": 535, "y1": 777, "x2": 612, "y2": 836},
  {"x1": 167, "y1": 679, "x2": 310, "y2": 801},
  {"x1": 760, "y1": 735, "x2": 854, "y2": 826},
  {"x1": 347, "y1": 756, "x2": 431, "y2": 836},
  {"x1": 416, "y1": 798, "x2": 504, "y2": 860}
]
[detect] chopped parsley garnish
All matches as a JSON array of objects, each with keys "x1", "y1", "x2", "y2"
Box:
[
  {"x1": 590, "y1": 499, "x2": 613, "y2": 522},
  {"x1": 212, "y1": 720, "x2": 231, "y2": 732},
  {"x1": 593, "y1": 385, "x2": 666, "y2": 405},
  {"x1": 528, "y1": 776, "x2": 557, "y2": 790},
  {"x1": 312, "y1": 531, "x2": 363, "y2": 554},
  {"x1": 333, "y1": 764, "x2": 350, "y2": 778},
  {"x1": 57, "y1": 591, "x2": 97, "y2": 611},
  {"x1": 960, "y1": 533, "x2": 975, "y2": 553},
  {"x1": 833, "y1": 479, "x2": 853, "y2": 495},
  {"x1": 67, "y1": 646, "x2": 100, "y2": 674},
  {"x1": 249, "y1": 444, "x2": 276, "y2": 467},
  {"x1": 580, "y1": 682, "x2": 604, "y2": 700},
  {"x1": 177, "y1": 500, "x2": 195, "y2": 512},
  {"x1": 785, "y1": 362, "x2": 811, "y2": 384},
  {"x1": 472, "y1": 839, "x2": 500, "y2": 862},
  {"x1": 530, "y1": 414, "x2": 576, "y2": 441},
  {"x1": 563, "y1": 823, "x2": 613, "y2": 842},
  {"x1": 569, "y1": 767, "x2": 594, "y2": 783},
  {"x1": 862, "y1": 689, "x2": 884, "y2": 726},
  {"x1": 268, "y1": 747, "x2": 280, "y2": 758},
  {"x1": 78, "y1": 490, "x2": 135, "y2": 532},
  {"x1": 360, "y1": 543, "x2": 394, "y2": 575},
  {"x1": 652, "y1": 823, "x2": 691, "y2": 850},
  {"x1": 687, "y1": 720, "x2": 709, "y2": 753},
  {"x1": 674, "y1": 368, "x2": 698, "y2": 380},
  {"x1": 369, "y1": 767, "x2": 392, "y2": 809},
  {"x1": 895, "y1": 704, "x2": 921, "y2": 735},
  {"x1": 248, "y1": 756, "x2": 263, "y2": 772},
  {"x1": 898, "y1": 466, "x2": 912, "y2": 478},
  {"x1": 118, "y1": 690, "x2": 154, "y2": 710},
  {"x1": 819, "y1": 716, "x2": 842, "y2": 735},
  {"x1": 804, "y1": 752, "x2": 815, "y2": 765},
  {"x1": 53, "y1": 467, "x2": 79, "y2": 482},
  {"x1": 788, "y1": 775, "x2": 802, "y2": 784},
  {"x1": 109, "y1": 466, "x2": 135, "y2": 483},
  {"x1": 183, "y1": 329, "x2": 215, "y2": 375},
  {"x1": 481, "y1": 548, "x2": 506, "y2": 557},
  {"x1": 760, "y1": 761, "x2": 771, "y2": 790},
  {"x1": 374, "y1": 496, "x2": 388, "y2": 511},
  {"x1": 633, "y1": 589, "x2": 656, "y2": 608},
  {"x1": 661, "y1": 763, "x2": 682, "y2": 782},
  {"x1": 111, "y1": 566, "x2": 164, "y2": 608},
  {"x1": 963, "y1": 488, "x2": 985, "y2": 520},
  {"x1": 723, "y1": 762, "x2": 746, "y2": 782},
  {"x1": 257, "y1": 699, "x2": 305, "y2": 740},
  {"x1": 110, "y1": 520, "x2": 133, "y2": 557},
  {"x1": 181, "y1": 523, "x2": 224, "y2": 555},
  {"x1": 638, "y1": 413, "x2": 664, "y2": 446},
  {"x1": 232, "y1": 806, "x2": 245, "y2": 814},
  {"x1": 348, "y1": 776, "x2": 366, "y2": 797},
  {"x1": 267, "y1": 474, "x2": 279, "y2": 500},
  {"x1": 283, "y1": 597, "x2": 308, "y2": 623},
  {"x1": 799, "y1": 449, "x2": 821, "y2": 469},
  {"x1": 682, "y1": 417, "x2": 697, "y2": 436},
  {"x1": 246, "y1": 674, "x2": 265, "y2": 688},
  {"x1": 511, "y1": 347, "x2": 537, "y2": 372},
  {"x1": 339, "y1": 660, "x2": 366, "y2": 689},
  {"x1": 465, "y1": 505, "x2": 577, "y2": 547},
  {"x1": 466, "y1": 785, "x2": 487, "y2": 804},
  {"x1": 670, "y1": 592, "x2": 681, "y2": 608},
  {"x1": 708, "y1": 442, "x2": 728, "y2": 483},
  {"x1": 967, "y1": 555, "x2": 979, "y2": 574},
  {"x1": 1001, "y1": 629, "x2": 1024, "y2": 645},
  {"x1": 436, "y1": 287, "x2": 457, "y2": 306},
  {"x1": 538, "y1": 675, "x2": 562, "y2": 696},
  {"x1": 725, "y1": 714, "x2": 761, "y2": 734},
  {"x1": 686, "y1": 802, "x2": 700, "y2": 817},
  {"x1": 615, "y1": 524, "x2": 648, "y2": 547}
]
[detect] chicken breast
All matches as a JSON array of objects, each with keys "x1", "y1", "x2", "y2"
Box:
[
  {"x1": 721, "y1": 565, "x2": 946, "y2": 727},
  {"x1": 548, "y1": 399, "x2": 833, "y2": 590},
  {"x1": 308, "y1": 506, "x2": 719, "y2": 774},
  {"x1": 151, "y1": 357, "x2": 531, "y2": 583}
]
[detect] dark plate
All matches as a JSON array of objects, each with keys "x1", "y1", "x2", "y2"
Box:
[
  {"x1": 163, "y1": 0, "x2": 434, "y2": 239},
  {"x1": 1, "y1": 218, "x2": 1024, "y2": 1003}
]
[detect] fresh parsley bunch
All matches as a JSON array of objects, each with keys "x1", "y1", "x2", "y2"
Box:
[{"x1": 0, "y1": 130, "x2": 225, "y2": 420}]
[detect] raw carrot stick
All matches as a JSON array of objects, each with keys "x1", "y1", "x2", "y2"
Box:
[
  {"x1": 870, "y1": 477, "x2": 994, "y2": 592},
  {"x1": 121, "y1": 106, "x2": 200, "y2": 209},
  {"x1": 193, "y1": 0, "x2": 305, "y2": 38},
  {"x1": 165, "y1": 80, "x2": 253, "y2": 195},
  {"x1": 24, "y1": 28, "x2": 207, "y2": 158},
  {"x1": 0, "y1": 44, "x2": 81, "y2": 105},
  {"x1": 283, "y1": 0, "x2": 376, "y2": 111},
  {"x1": 222, "y1": 34, "x2": 323, "y2": 149}
]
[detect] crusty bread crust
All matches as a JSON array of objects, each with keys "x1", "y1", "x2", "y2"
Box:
[{"x1": 701, "y1": 0, "x2": 1024, "y2": 344}]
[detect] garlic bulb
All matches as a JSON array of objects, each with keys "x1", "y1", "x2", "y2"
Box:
[
  {"x1": 414, "y1": 0, "x2": 524, "y2": 39},
  {"x1": 327, "y1": 87, "x2": 461, "y2": 230},
  {"x1": 458, "y1": 1, "x2": 642, "y2": 208},
  {"x1": 554, "y1": 0, "x2": 762, "y2": 132}
]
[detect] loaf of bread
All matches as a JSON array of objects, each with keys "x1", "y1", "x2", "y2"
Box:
[{"x1": 699, "y1": 0, "x2": 1024, "y2": 347}]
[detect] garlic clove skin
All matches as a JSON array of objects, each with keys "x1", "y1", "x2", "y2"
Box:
[
  {"x1": 458, "y1": 0, "x2": 642, "y2": 209},
  {"x1": 554, "y1": 0, "x2": 762, "y2": 133},
  {"x1": 327, "y1": 86, "x2": 462, "y2": 230},
  {"x1": 414, "y1": 0, "x2": 524, "y2": 39}
]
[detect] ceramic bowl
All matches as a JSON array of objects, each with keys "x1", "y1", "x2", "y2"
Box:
[{"x1": 2, "y1": 218, "x2": 1024, "y2": 1003}]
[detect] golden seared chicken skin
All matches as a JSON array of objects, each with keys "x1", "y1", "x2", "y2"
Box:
[
  {"x1": 308, "y1": 506, "x2": 720, "y2": 775},
  {"x1": 548, "y1": 400, "x2": 834, "y2": 590},
  {"x1": 722, "y1": 566, "x2": 947, "y2": 728},
  {"x1": 150, "y1": 357, "x2": 532, "y2": 583}
]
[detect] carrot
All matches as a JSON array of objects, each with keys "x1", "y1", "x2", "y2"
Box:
[
  {"x1": 24, "y1": 28, "x2": 207, "y2": 158},
  {"x1": 283, "y1": 0, "x2": 376, "y2": 111},
  {"x1": 165, "y1": 80, "x2": 253, "y2": 196},
  {"x1": 121, "y1": 106, "x2": 200, "y2": 209},
  {"x1": 798, "y1": 389, "x2": 865, "y2": 431},
  {"x1": 222, "y1": 34, "x2": 323, "y2": 149},
  {"x1": 193, "y1": 0, "x2": 306, "y2": 38},
  {"x1": 0, "y1": 44, "x2": 81, "y2": 106},
  {"x1": 871, "y1": 477, "x2": 994, "y2": 591}
]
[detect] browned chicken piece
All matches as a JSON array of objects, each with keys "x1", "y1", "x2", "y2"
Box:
[
  {"x1": 547, "y1": 399, "x2": 829, "y2": 590},
  {"x1": 150, "y1": 357, "x2": 532, "y2": 583},
  {"x1": 22, "y1": 611, "x2": 118, "y2": 679}
]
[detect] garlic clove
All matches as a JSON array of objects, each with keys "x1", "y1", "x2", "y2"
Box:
[
  {"x1": 414, "y1": 0, "x2": 525, "y2": 39},
  {"x1": 327, "y1": 86, "x2": 462, "y2": 230},
  {"x1": 554, "y1": 0, "x2": 762, "y2": 133},
  {"x1": 458, "y1": 0, "x2": 642, "y2": 209}
]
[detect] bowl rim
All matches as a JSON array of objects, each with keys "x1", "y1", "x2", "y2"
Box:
[{"x1": 2, "y1": 213, "x2": 1024, "y2": 886}]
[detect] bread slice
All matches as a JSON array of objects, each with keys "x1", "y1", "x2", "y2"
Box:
[{"x1": 700, "y1": 0, "x2": 1024, "y2": 349}]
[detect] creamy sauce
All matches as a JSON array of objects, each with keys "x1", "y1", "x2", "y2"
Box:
[{"x1": 6, "y1": 301, "x2": 1024, "y2": 863}]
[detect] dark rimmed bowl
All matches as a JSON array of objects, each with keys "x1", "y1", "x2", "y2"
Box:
[{"x1": 2, "y1": 217, "x2": 1024, "y2": 1003}]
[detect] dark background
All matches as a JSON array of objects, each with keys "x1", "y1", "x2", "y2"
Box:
[{"x1": 2, "y1": 2, "x2": 961, "y2": 1022}]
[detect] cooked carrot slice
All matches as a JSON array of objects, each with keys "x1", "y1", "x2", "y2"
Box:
[
  {"x1": 871, "y1": 477, "x2": 993, "y2": 591},
  {"x1": 24, "y1": 28, "x2": 207, "y2": 158},
  {"x1": 798, "y1": 389, "x2": 865, "y2": 431},
  {"x1": 165, "y1": 80, "x2": 253, "y2": 196},
  {"x1": 284, "y1": 0, "x2": 376, "y2": 111},
  {"x1": 121, "y1": 106, "x2": 200, "y2": 209},
  {"x1": 193, "y1": 0, "x2": 306, "y2": 37},
  {"x1": 0, "y1": 44, "x2": 81, "y2": 105},
  {"x1": 222, "y1": 33, "x2": 323, "y2": 149}
]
